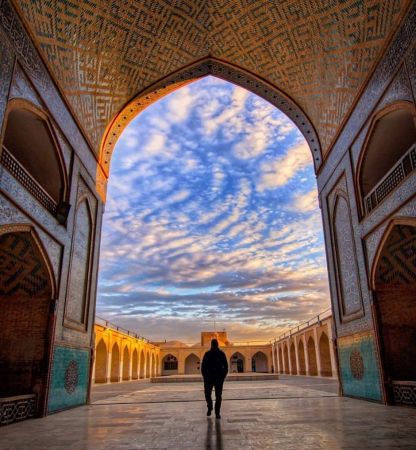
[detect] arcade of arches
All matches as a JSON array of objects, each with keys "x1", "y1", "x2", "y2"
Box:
[{"x1": 0, "y1": 0, "x2": 416, "y2": 429}]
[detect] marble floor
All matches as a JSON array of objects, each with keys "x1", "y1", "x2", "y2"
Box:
[{"x1": 1, "y1": 376, "x2": 416, "y2": 450}]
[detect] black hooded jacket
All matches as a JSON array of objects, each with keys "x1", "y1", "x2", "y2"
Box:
[{"x1": 201, "y1": 348, "x2": 228, "y2": 381}]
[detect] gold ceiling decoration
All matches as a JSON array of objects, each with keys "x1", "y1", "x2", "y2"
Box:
[{"x1": 13, "y1": 0, "x2": 410, "y2": 158}]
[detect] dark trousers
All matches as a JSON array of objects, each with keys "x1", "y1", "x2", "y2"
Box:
[{"x1": 204, "y1": 378, "x2": 224, "y2": 414}]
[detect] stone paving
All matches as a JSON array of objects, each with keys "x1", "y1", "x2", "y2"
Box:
[{"x1": 1, "y1": 376, "x2": 416, "y2": 450}]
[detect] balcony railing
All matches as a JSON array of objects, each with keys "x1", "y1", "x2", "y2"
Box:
[
  {"x1": 1, "y1": 146, "x2": 57, "y2": 215},
  {"x1": 273, "y1": 308, "x2": 332, "y2": 344},
  {"x1": 364, "y1": 143, "x2": 416, "y2": 215},
  {"x1": 95, "y1": 316, "x2": 154, "y2": 346}
]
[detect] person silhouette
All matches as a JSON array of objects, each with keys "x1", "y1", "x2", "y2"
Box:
[{"x1": 201, "y1": 338, "x2": 228, "y2": 419}]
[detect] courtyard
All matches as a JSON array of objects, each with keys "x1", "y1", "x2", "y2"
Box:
[{"x1": 1, "y1": 376, "x2": 415, "y2": 450}]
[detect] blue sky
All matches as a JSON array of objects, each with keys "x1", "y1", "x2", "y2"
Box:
[{"x1": 97, "y1": 76, "x2": 330, "y2": 343}]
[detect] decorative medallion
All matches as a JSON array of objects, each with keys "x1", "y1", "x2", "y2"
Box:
[
  {"x1": 64, "y1": 360, "x2": 79, "y2": 394},
  {"x1": 349, "y1": 350, "x2": 364, "y2": 380}
]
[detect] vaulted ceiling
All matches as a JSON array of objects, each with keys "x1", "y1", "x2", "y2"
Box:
[{"x1": 14, "y1": 0, "x2": 410, "y2": 156}]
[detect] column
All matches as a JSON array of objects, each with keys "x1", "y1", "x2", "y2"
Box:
[{"x1": 271, "y1": 344, "x2": 276, "y2": 373}]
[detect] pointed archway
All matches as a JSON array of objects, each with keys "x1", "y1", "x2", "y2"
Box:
[
  {"x1": 307, "y1": 337, "x2": 318, "y2": 376},
  {"x1": 132, "y1": 348, "x2": 138, "y2": 380},
  {"x1": 185, "y1": 354, "x2": 200, "y2": 374},
  {"x1": 110, "y1": 343, "x2": 120, "y2": 382},
  {"x1": 0, "y1": 227, "x2": 56, "y2": 419},
  {"x1": 95, "y1": 339, "x2": 108, "y2": 383},
  {"x1": 298, "y1": 339, "x2": 306, "y2": 375},
  {"x1": 373, "y1": 223, "x2": 416, "y2": 405},
  {"x1": 319, "y1": 333, "x2": 332, "y2": 377}
]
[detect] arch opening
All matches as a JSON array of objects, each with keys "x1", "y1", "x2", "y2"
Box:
[
  {"x1": 1, "y1": 100, "x2": 68, "y2": 217},
  {"x1": 145, "y1": 353, "x2": 151, "y2": 379},
  {"x1": 95, "y1": 339, "x2": 108, "y2": 383},
  {"x1": 230, "y1": 352, "x2": 245, "y2": 373},
  {"x1": 290, "y1": 342, "x2": 297, "y2": 375},
  {"x1": 139, "y1": 350, "x2": 145, "y2": 379},
  {"x1": 374, "y1": 223, "x2": 416, "y2": 405},
  {"x1": 278, "y1": 347, "x2": 284, "y2": 374},
  {"x1": 162, "y1": 354, "x2": 178, "y2": 376},
  {"x1": 132, "y1": 348, "x2": 138, "y2": 380},
  {"x1": 110, "y1": 343, "x2": 120, "y2": 382},
  {"x1": 122, "y1": 346, "x2": 130, "y2": 381},
  {"x1": 252, "y1": 351, "x2": 268, "y2": 373},
  {"x1": 307, "y1": 337, "x2": 318, "y2": 376},
  {"x1": 283, "y1": 345, "x2": 289, "y2": 374},
  {"x1": 298, "y1": 339, "x2": 306, "y2": 375},
  {"x1": 360, "y1": 105, "x2": 416, "y2": 214},
  {"x1": 185, "y1": 354, "x2": 200, "y2": 375},
  {"x1": 319, "y1": 332, "x2": 332, "y2": 377},
  {"x1": 0, "y1": 229, "x2": 55, "y2": 418}
]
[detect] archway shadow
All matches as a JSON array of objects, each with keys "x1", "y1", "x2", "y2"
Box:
[{"x1": 205, "y1": 418, "x2": 224, "y2": 450}]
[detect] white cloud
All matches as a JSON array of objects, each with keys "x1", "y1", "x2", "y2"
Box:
[
  {"x1": 257, "y1": 141, "x2": 311, "y2": 191},
  {"x1": 167, "y1": 86, "x2": 193, "y2": 123},
  {"x1": 291, "y1": 190, "x2": 319, "y2": 213}
]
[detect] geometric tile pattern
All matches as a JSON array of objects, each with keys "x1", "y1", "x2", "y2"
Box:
[
  {"x1": 376, "y1": 224, "x2": 416, "y2": 284},
  {"x1": 48, "y1": 346, "x2": 89, "y2": 413},
  {"x1": 337, "y1": 331, "x2": 382, "y2": 401},
  {"x1": 392, "y1": 382, "x2": 416, "y2": 406},
  {"x1": 10, "y1": 0, "x2": 410, "y2": 155},
  {"x1": 0, "y1": 395, "x2": 36, "y2": 426},
  {"x1": 0, "y1": 231, "x2": 51, "y2": 297}
]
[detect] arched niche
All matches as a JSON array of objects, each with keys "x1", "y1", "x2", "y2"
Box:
[
  {"x1": 252, "y1": 351, "x2": 268, "y2": 373},
  {"x1": 185, "y1": 353, "x2": 200, "y2": 375},
  {"x1": 230, "y1": 352, "x2": 245, "y2": 373},
  {"x1": 372, "y1": 222, "x2": 416, "y2": 405},
  {"x1": 0, "y1": 226, "x2": 56, "y2": 419},
  {"x1": 95, "y1": 339, "x2": 108, "y2": 383},
  {"x1": 358, "y1": 103, "x2": 416, "y2": 215},
  {"x1": 162, "y1": 354, "x2": 178, "y2": 376},
  {"x1": 1, "y1": 99, "x2": 69, "y2": 220},
  {"x1": 332, "y1": 192, "x2": 363, "y2": 320},
  {"x1": 64, "y1": 198, "x2": 93, "y2": 329}
]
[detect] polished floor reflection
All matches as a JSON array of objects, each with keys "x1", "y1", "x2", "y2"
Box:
[{"x1": 1, "y1": 377, "x2": 415, "y2": 449}]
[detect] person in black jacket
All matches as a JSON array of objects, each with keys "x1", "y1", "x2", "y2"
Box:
[{"x1": 201, "y1": 338, "x2": 228, "y2": 419}]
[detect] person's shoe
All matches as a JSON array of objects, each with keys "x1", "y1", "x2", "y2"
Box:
[
  {"x1": 207, "y1": 407, "x2": 212, "y2": 417},
  {"x1": 215, "y1": 413, "x2": 221, "y2": 419}
]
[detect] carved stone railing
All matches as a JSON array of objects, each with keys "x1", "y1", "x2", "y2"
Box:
[
  {"x1": 1, "y1": 146, "x2": 57, "y2": 215},
  {"x1": 365, "y1": 143, "x2": 416, "y2": 214}
]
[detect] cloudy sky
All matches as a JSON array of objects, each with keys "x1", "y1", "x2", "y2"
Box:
[{"x1": 97, "y1": 77, "x2": 330, "y2": 343}]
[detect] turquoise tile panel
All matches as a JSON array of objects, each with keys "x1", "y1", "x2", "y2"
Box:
[
  {"x1": 48, "y1": 346, "x2": 90, "y2": 413},
  {"x1": 338, "y1": 334, "x2": 382, "y2": 401}
]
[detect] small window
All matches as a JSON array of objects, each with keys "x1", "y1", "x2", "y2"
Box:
[
  {"x1": 360, "y1": 107, "x2": 416, "y2": 214},
  {"x1": 1, "y1": 102, "x2": 67, "y2": 218}
]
